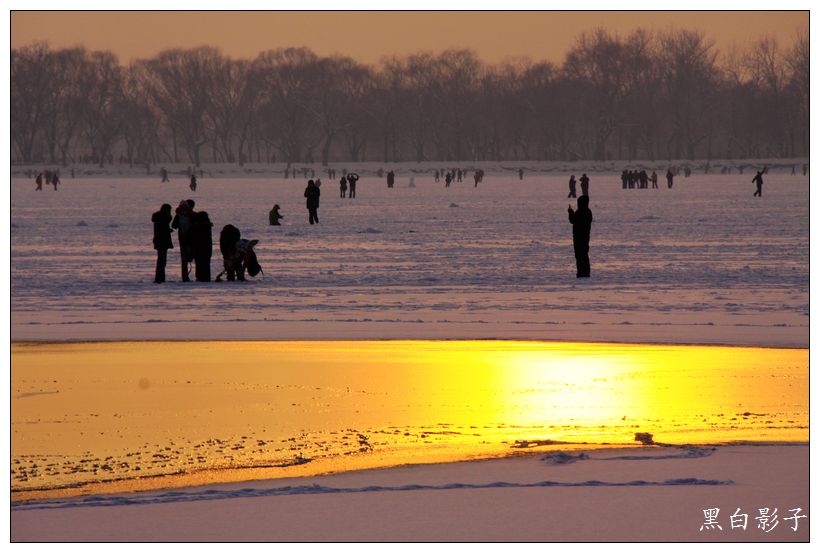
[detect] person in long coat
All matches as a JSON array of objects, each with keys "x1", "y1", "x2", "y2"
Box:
[
  {"x1": 304, "y1": 180, "x2": 321, "y2": 224},
  {"x1": 568, "y1": 195, "x2": 593, "y2": 278},
  {"x1": 151, "y1": 204, "x2": 174, "y2": 283},
  {"x1": 190, "y1": 211, "x2": 213, "y2": 281}
]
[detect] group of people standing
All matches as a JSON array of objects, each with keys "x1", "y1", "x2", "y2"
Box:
[
  {"x1": 34, "y1": 170, "x2": 61, "y2": 191},
  {"x1": 153, "y1": 199, "x2": 260, "y2": 283},
  {"x1": 621, "y1": 169, "x2": 659, "y2": 189},
  {"x1": 152, "y1": 199, "x2": 213, "y2": 283}
]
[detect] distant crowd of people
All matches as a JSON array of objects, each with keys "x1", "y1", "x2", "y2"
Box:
[{"x1": 141, "y1": 162, "x2": 779, "y2": 282}]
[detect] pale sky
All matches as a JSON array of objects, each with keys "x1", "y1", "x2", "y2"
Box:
[{"x1": 11, "y1": 10, "x2": 809, "y2": 65}]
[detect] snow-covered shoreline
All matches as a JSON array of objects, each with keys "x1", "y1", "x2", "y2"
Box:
[{"x1": 11, "y1": 444, "x2": 809, "y2": 542}]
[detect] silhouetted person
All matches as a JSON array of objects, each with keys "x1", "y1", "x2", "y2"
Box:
[
  {"x1": 650, "y1": 171, "x2": 658, "y2": 189},
  {"x1": 568, "y1": 175, "x2": 577, "y2": 198},
  {"x1": 219, "y1": 224, "x2": 244, "y2": 281},
  {"x1": 802, "y1": 164, "x2": 808, "y2": 176},
  {"x1": 189, "y1": 173, "x2": 197, "y2": 191},
  {"x1": 269, "y1": 204, "x2": 283, "y2": 226},
  {"x1": 160, "y1": 167, "x2": 169, "y2": 182},
  {"x1": 347, "y1": 173, "x2": 359, "y2": 198},
  {"x1": 518, "y1": 168, "x2": 524, "y2": 180},
  {"x1": 621, "y1": 169, "x2": 628, "y2": 189},
  {"x1": 568, "y1": 195, "x2": 593, "y2": 278},
  {"x1": 305, "y1": 179, "x2": 320, "y2": 224},
  {"x1": 474, "y1": 171, "x2": 480, "y2": 187},
  {"x1": 151, "y1": 203, "x2": 173, "y2": 283},
  {"x1": 340, "y1": 176, "x2": 348, "y2": 198},
  {"x1": 579, "y1": 173, "x2": 590, "y2": 196},
  {"x1": 666, "y1": 169, "x2": 674, "y2": 188},
  {"x1": 752, "y1": 167, "x2": 766, "y2": 197},
  {"x1": 171, "y1": 199, "x2": 196, "y2": 282},
  {"x1": 639, "y1": 170, "x2": 648, "y2": 189},
  {"x1": 51, "y1": 171, "x2": 60, "y2": 191},
  {"x1": 445, "y1": 172, "x2": 452, "y2": 187},
  {"x1": 190, "y1": 211, "x2": 213, "y2": 281},
  {"x1": 35, "y1": 173, "x2": 43, "y2": 191},
  {"x1": 457, "y1": 169, "x2": 463, "y2": 182},
  {"x1": 387, "y1": 170, "x2": 395, "y2": 188}
]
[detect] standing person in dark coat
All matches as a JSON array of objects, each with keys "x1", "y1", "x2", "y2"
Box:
[
  {"x1": 518, "y1": 168, "x2": 524, "y2": 180},
  {"x1": 752, "y1": 167, "x2": 766, "y2": 197},
  {"x1": 445, "y1": 172, "x2": 452, "y2": 187},
  {"x1": 568, "y1": 195, "x2": 593, "y2": 278},
  {"x1": 190, "y1": 211, "x2": 213, "y2": 281},
  {"x1": 35, "y1": 173, "x2": 43, "y2": 190},
  {"x1": 568, "y1": 175, "x2": 577, "y2": 198},
  {"x1": 650, "y1": 171, "x2": 658, "y2": 189},
  {"x1": 666, "y1": 169, "x2": 674, "y2": 188},
  {"x1": 579, "y1": 173, "x2": 590, "y2": 196},
  {"x1": 189, "y1": 173, "x2": 198, "y2": 191},
  {"x1": 305, "y1": 179, "x2": 321, "y2": 224},
  {"x1": 171, "y1": 199, "x2": 196, "y2": 282},
  {"x1": 621, "y1": 170, "x2": 628, "y2": 189},
  {"x1": 340, "y1": 176, "x2": 348, "y2": 198},
  {"x1": 387, "y1": 170, "x2": 395, "y2": 188},
  {"x1": 151, "y1": 204, "x2": 174, "y2": 283}
]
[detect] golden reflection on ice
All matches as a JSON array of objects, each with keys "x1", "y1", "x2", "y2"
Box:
[{"x1": 11, "y1": 341, "x2": 807, "y2": 500}]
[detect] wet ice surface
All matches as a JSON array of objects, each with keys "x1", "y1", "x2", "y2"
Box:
[
  {"x1": 10, "y1": 341, "x2": 808, "y2": 500},
  {"x1": 9, "y1": 170, "x2": 809, "y2": 346}
]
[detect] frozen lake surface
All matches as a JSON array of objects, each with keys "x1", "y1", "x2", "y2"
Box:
[{"x1": 10, "y1": 168, "x2": 809, "y2": 346}]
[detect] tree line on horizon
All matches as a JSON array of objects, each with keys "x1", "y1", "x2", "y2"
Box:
[{"x1": 11, "y1": 28, "x2": 808, "y2": 167}]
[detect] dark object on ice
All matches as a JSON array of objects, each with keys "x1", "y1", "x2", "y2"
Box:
[
  {"x1": 568, "y1": 195, "x2": 593, "y2": 278},
  {"x1": 579, "y1": 173, "x2": 590, "y2": 196},
  {"x1": 269, "y1": 204, "x2": 283, "y2": 226},
  {"x1": 347, "y1": 173, "x2": 359, "y2": 198},
  {"x1": 189, "y1": 173, "x2": 198, "y2": 191},
  {"x1": 666, "y1": 169, "x2": 674, "y2": 188},
  {"x1": 518, "y1": 168, "x2": 524, "y2": 180},
  {"x1": 568, "y1": 175, "x2": 577, "y2": 198},
  {"x1": 752, "y1": 167, "x2": 766, "y2": 197},
  {"x1": 171, "y1": 199, "x2": 196, "y2": 281},
  {"x1": 151, "y1": 203, "x2": 174, "y2": 283},
  {"x1": 387, "y1": 170, "x2": 395, "y2": 188},
  {"x1": 190, "y1": 211, "x2": 213, "y2": 281},
  {"x1": 244, "y1": 241, "x2": 262, "y2": 277},
  {"x1": 304, "y1": 179, "x2": 321, "y2": 224},
  {"x1": 634, "y1": 432, "x2": 655, "y2": 445},
  {"x1": 542, "y1": 451, "x2": 590, "y2": 465}
]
